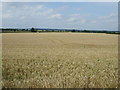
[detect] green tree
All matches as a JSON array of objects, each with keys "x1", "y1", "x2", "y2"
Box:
[
  {"x1": 72, "y1": 29, "x2": 76, "y2": 32},
  {"x1": 31, "y1": 27, "x2": 37, "y2": 32},
  {"x1": 31, "y1": 27, "x2": 34, "y2": 32}
]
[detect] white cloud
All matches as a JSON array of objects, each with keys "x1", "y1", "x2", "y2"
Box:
[
  {"x1": 67, "y1": 14, "x2": 81, "y2": 22},
  {"x1": 2, "y1": 3, "x2": 59, "y2": 19},
  {"x1": 49, "y1": 14, "x2": 62, "y2": 19},
  {"x1": 73, "y1": 7, "x2": 81, "y2": 11},
  {"x1": 67, "y1": 17, "x2": 76, "y2": 22},
  {"x1": 2, "y1": 13, "x2": 13, "y2": 18},
  {"x1": 2, "y1": 3, "x2": 65, "y2": 28},
  {"x1": 2, "y1": 3, "x2": 118, "y2": 30},
  {"x1": 56, "y1": 5, "x2": 70, "y2": 11},
  {"x1": 86, "y1": 13, "x2": 118, "y2": 30},
  {"x1": 98, "y1": 13, "x2": 117, "y2": 19},
  {"x1": 1, "y1": 0, "x2": 119, "y2": 2},
  {"x1": 90, "y1": 20, "x2": 97, "y2": 24},
  {"x1": 66, "y1": 12, "x2": 117, "y2": 30},
  {"x1": 41, "y1": 9, "x2": 54, "y2": 16},
  {"x1": 97, "y1": 13, "x2": 118, "y2": 25},
  {"x1": 67, "y1": 14, "x2": 86, "y2": 24},
  {"x1": 0, "y1": 3, "x2": 2, "y2": 27}
]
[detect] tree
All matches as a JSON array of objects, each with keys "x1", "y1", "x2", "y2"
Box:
[
  {"x1": 31, "y1": 27, "x2": 37, "y2": 32},
  {"x1": 72, "y1": 29, "x2": 76, "y2": 32},
  {"x1": 14, "y1": 29, "x2": 16, "y2": 32}
]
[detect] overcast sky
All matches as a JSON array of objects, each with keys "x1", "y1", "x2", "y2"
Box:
[{"x1": 2, "y1": 2, "x2": 118, "y2": 30}]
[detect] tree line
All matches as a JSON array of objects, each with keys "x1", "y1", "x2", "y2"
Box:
[{"x1": 1, "y1": 28, "x2": 120, "y2": 34}]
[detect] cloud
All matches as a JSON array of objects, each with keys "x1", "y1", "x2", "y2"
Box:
[
  {"x1": 97, "y1": 13, "x2": 118, "y2": 25},
  {"x1": 0, "y1": 3, "x2": 2, "y2": 27},
  {"x1": 49, "y1": 14, "x2": 62, "y2": 19},
  {"x1": 87, "y1": 13, "x2": 118, "y2": 30},
  {"x1": 2, "y1": 13, "x2": 13, "y2": 18},
  {"x1": 73, "y1": 7, "x2": 81, "y2": 11},
  {"x1": 2, "y1": 3, "x2": 58, "y2": 19},
  {"x1": 2, "y1": 3, "x2": 65, "y2": 28},
  {"x1": 2, "y1": 3, "x2": 118, "y2": 30},
  {"x1": 0, "y1": 3, "x2": 2, "y2": 16},
  {"x1": 56, "y1": 5, "x2": 70, "y2": 11},
  {"x1": 98, "y1": 13, "x2": 117, "y2": 19},
  {"x1": 90, "y1": 20, "x2": 97, "y2": 24},
  {"x1": 67, "y1": 14, "x2": 86, "y2": 24},
  {"x1": 66, "y1": 12, "x2": 118, "y2": 30},
  {"x1": 1, "y1": 0, "x2": 119, "y2": 2}
]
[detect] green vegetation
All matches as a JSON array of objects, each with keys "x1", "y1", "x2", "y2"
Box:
[
  {"x1": 31, "y1": 27, "x2": 37, "y2": 32},
  {"x1": 1, "y1": 28, "x2": 119, "y2": 34},
  {"x1": 1, "y1": 28, "x2": 30, "y2": 33}
]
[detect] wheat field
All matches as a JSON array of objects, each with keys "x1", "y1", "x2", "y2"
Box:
[{"x1": 2, "y1": 33, "x2": 118, "y2": 88}]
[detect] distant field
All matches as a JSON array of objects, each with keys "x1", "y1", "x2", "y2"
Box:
[{"x1": 2, "y1": 33, "x2": 118, "y2": 88}]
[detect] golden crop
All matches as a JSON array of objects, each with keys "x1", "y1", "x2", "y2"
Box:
[{"x1": 2, "y1": 33, "x2": 118, "y2": 88}]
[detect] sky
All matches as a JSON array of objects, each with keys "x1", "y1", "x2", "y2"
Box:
[
  {"x1": 1, "y1": 0, "x2": 119, "y2": 2},
  {"x1": 1, "y1": 2, "x2": 118, "y2": 30}
]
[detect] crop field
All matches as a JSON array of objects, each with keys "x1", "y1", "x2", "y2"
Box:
[{"x1": 2, "y1": 33, "x2": 118, "y2": 88}]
